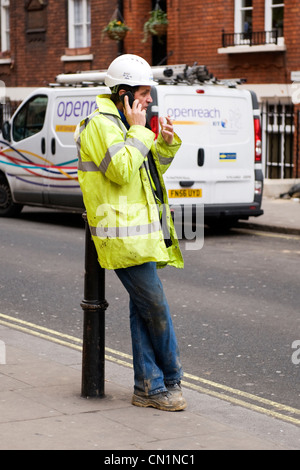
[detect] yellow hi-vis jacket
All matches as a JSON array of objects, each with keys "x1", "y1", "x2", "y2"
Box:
[{"x1": 75, "y1": 94, "x2": 184, "y2": 270}]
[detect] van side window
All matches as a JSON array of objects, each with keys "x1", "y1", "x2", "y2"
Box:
[{"x1": 12, "y1": 95, "x2": 48, "y2": 142}]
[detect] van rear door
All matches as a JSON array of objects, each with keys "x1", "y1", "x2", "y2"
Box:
[{"x1": 154, "y1": 85, "x2": 255, "y2": 208}]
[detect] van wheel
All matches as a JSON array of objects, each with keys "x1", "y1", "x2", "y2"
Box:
[{"x1": 0, "y1": 179, "x2": 23, "y2": 217}]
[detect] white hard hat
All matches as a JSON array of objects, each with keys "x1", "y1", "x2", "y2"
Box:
[{"x1": 105, "y1": 54, "x2": 156, "y2": 88}]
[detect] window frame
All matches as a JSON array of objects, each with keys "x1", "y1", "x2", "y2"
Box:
[
  {"x1": 1, "y1": 0, "x2": 10, "y2": 52},
  {"x1": 68, "y1": 0, "x2": 91, "y2": 49},
  {"x1": 234, "y1": 0, "x2": 253, "y2": 34},
  {"x1": 265, "y1": 0, "x2": 284, "y2": 37}
]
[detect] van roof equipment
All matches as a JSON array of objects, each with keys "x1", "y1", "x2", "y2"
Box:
[{"x1": 55, "y1": 64, "x2": 246, "y2": 88}]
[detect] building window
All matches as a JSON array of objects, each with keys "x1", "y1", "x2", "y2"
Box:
[
  {"x1": 25, "y1": 0, "x2": 48, "y2": 43},
  {"x1": 68, "y1": 0, "x2": 91, "y2": 49},
  {"x1": 1, "y1": 0, "x2": 10, "y2": 52},
  {"x1": 235, "y1": 0, "x2": 253, "y2": 35},
  {"x1": 265, "y1": 0, "x2": 284, "y2": 37},
  {"x1": 221, "y1": 0, "x2": 285, "y2": 49}
]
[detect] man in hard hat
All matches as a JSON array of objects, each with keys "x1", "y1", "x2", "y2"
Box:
[{"x1": 75, "y1": 54, "x2": 186, "y2": 411}]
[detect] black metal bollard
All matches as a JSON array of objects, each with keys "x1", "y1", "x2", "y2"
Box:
[{"x1": 81, "y1": 212, "x2": 108, "y2": 398}]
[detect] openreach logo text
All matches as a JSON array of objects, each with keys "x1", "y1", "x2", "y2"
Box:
[
  {"x1": 94, "y1": 198, "x2": 204, "y2": 251},
  {"x1": 167, "y1": 106, "x2": 221, "y2": 120},
  {"x1": 56, "y1": 98, "x2": 97, "y2": 121}
]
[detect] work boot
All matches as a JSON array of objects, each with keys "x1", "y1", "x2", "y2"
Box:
[
  {"x1": 132, "y1": 391, "x2": 187, "y2": 411},
  {"x1": 166, "y1": 382, "x2": 183, "y2": 397},
  {"x1": 166, "y1": 382, "x2": 182, "y2": 398}
]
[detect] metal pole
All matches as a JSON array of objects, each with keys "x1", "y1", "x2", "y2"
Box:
[{"x1": 81, "y1": 212, "x2": 108, "y2": 398}]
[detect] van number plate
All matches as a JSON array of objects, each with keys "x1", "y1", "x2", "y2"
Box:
[{"x1": 168, "y1": 189, "x2": 202, "y2": 198}]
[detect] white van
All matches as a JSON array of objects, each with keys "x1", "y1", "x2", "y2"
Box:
[
  {"x1": 0, "y1": 64, "x2": 263, "y2": 227},
  {"x1": 0, "y1": 86, "x2": 103, "y2": 216}
]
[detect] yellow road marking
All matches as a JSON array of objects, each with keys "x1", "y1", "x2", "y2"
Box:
[
  {"x1": 0, "y1": 313, "x2": 299, "y2": 426},
  {"x1": 180, "y1": 380, "x2": 300, "y2": 426},
  {"x1": 233, "y1": 227, "x2": 300, "y2": 241}
]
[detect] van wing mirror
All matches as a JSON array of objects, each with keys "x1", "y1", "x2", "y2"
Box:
[{"x1": 2, "y1": 121, "x2": 11, "y2": 142}]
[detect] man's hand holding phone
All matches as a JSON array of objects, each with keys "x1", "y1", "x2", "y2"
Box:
[{"x1": 121, "y1": 92, "x2": 146, "y2": 128}]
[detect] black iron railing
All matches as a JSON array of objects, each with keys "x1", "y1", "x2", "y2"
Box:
[
  {"x1": 222, "y1": 30, "x2": 279, "y2": 48},
  {"x1": 261, "y1": 102, "x2": 297, "y2": 179},
  {"x1": 0, "y1": 100, "x2": 20, "y2": 128}
]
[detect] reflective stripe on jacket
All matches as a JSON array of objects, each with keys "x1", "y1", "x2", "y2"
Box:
[{"x1": 75, "y1": 94, "x2": 184, "y2": 270}]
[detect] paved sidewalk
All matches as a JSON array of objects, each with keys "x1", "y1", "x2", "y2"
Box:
[
  {"x1": 0, "y1": 195, "x2": 299, "y2": 451},
  {"x1": 239, "y1": 196, "x2": 300, "y2": 235},
  {"x1": 0, "y1": 323, "x2": 299, "y2": 451}
]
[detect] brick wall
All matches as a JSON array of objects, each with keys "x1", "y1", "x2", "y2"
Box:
[
  {"x1": 2, "y1": 0, "x2": 300, "y2": 88},
  {"x1": 1, "y1": 0, "x2": 300, "y2": 178},
  {"x1": 164, "y1": 0, "x2": 289, "y2": 84},
  {"x1": 1, "y1": 0, "x2": 125, "y2": 87}
]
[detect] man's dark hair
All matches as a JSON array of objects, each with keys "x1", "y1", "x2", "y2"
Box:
[{"x1": 110, "y1": 84, "x2": 139, "y2": 105}]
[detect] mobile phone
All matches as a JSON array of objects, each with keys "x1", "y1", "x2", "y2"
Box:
[{"x1": 120, "y1": 91, "x2": 134, "y2": 108}]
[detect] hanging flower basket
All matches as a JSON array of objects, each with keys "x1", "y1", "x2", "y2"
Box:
[
  {"x1": 151, "y1": 23, "x2": 168, "y2": 37},
  {"x1": 106, "y1": 29, "x2": 127, "y2": 41},
  {"x1": 102, "y1": 20, "x2": 131, "y2": 42},
  {"x1": 142, "y1": 8, "x2": 168, "y2": 43}
]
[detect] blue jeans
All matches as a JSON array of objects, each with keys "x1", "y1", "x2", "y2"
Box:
[{"x1": 114, "y1": 262, "x2": 183, "y2": 396}]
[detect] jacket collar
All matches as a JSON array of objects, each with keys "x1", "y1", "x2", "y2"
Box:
[{"x1": 96, "y1": 94, "x2": 120, "y2": 117}]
